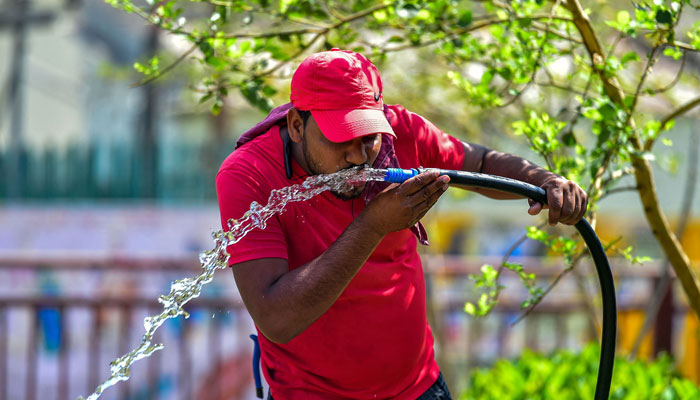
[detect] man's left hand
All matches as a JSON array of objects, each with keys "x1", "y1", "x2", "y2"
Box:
[{"x1": 528, "y1": 177, "x2": 588, "y2": 226}]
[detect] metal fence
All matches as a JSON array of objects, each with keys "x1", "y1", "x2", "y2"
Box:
[{"x1": 0, "y1": 142, "x2": 235, "y2": 201}]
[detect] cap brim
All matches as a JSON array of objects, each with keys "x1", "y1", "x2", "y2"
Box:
[{"x1": 311, "y1": 108, "x2": 396, "y2": 143}]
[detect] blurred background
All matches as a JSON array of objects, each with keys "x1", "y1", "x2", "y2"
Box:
[{"x1": 0, "y1": 0, "x2": 699, "y2": 399}]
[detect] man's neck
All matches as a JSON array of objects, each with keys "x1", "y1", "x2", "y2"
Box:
[{"x1": 280, "y1": 125, "x2": 311, "y2": 176}]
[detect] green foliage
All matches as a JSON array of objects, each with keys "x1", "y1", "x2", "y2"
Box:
[
  {"x1": 106, "y1": 0, "x2": 700, "y2": 319},
  {"x1": 503, "y1": 261, "x2": 544, "y2": 309},
  {"x1": 619, "y1": 245, "x2": 653, "y2": 264},
  {"x1": 133, "y1": 55, "x2": 160, "y2": 77},
  {"x1": 461, "y1": 344, "x2": 700, "y2": 400},
  {"x1": 526, "y1": 226, "x2": 580, "y2": 264},
  {"x1": 464, "y1": 260, "x2": 544, "y2": 316},
  {"x1": 603, "y1": 237, "x2": 653, "y2": 265},
  {"x1": 465, "y1": 264, "x2": 502, "y2": 316}
]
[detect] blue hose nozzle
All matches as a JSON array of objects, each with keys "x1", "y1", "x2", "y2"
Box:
[{"x1": 385, "y1": 168, "x2": 421, "y2": 183}]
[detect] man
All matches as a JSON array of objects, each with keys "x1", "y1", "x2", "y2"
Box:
[{"x1": 216, "y1": 49, "x2": 587, "y2": 399}]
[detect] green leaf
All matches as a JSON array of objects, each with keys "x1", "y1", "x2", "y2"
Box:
[
  {"x1": 526, "y1": 226, "x2": 550, "y2": 243},
  {"x1": 211, "y1": 97, "x2": 223, "y2": 115},
  {"x1": 457, "y1": 10, "x2": 472, "y2": 27},
  {"x1": 199, "y1": 41, "x2": 213, "y2": 57},
  {"x1": 204, "y1": 55, "x2": 227, "y2": 70},
  {"x1": 621, "y1": 51, "x2": 640, "y2": 65},
  {"x1": 655, "y1": 9, "x2": 672, "y2": 24},
  {"x1": 617, "y1": 10, "x2": 630, "y2": 26},
  {"x1": 562, "y1": 132, "x2": 577, "y2": 147},
  {"x1": 199, "y1": 92, "x2": 214, "y2": 104},
  {"x1": 663, "y1": 47, "x2": 683, "y2": 60},
  {"x1": 464, "y1": 302, "x2": 476, "y2": 315},
  {"x1": 582, "y1": 108, "x2": 602, "y2": 121},
  {"x1": 373, "y1": 9, "x2": 387, "y2": 22}
]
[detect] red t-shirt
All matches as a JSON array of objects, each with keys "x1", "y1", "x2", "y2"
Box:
[{"x1": 216, "y1": 104, "x2": 465, "y2": 399}]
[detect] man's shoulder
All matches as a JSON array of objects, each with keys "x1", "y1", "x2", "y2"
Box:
[
  {"x1": 385, "y1": 103, "x2": 410, "y2": 125},
  {"x1": 218, "y1": 126, "x2": 284, "y2": 178},
  {"x1": 385, "y1": 104, "x2": 434, "y2": 140},
  {"x1": 385, "y1": 103, "x2": 433, "y2": 130}
]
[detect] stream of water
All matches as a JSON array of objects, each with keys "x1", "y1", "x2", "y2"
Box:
[{"x1": 78, "y1": 166, "x2": 388, "y2": 400}]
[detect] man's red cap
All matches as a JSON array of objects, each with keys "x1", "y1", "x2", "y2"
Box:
[{"x1": 290, "y1": 49, "x2": 396, "y2": 143}]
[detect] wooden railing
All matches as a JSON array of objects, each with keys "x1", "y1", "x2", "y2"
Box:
[
  {"x1": 0, "y1": 255, "x2": 252, "y2": 400},
  {"x1": 0, "y1": 254, "x2": 686, "y2": 398}
]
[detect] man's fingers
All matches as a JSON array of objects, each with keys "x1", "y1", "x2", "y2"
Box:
[
  {"x1": 415, "y1": 185, "x2": 448, "y2": 221},
  {"x1": 560, "y1": 183, "x2": 587, "y2": 225},
  {"x1": 560, "y1": 189, "x2": 576, "y2": 224},
  {"x1": 530, "y1": 179, "x2": 588, "y2": 225},
  {"x1": 405, "y1": 175, "x2": 449, "y2": 205},
  {"x1": 565, "y1": 192, "x2": 581, "y2": 225},
  {"x1": 528, "y1": 201, "x2": 543, "y2": 216},
  {"x1": 547, "y1": 187, "x2": 563, "y2": 225},
  {"x1": 401, "y1": 171, "x2": 442, "y2": 195},
  {"x1": 578, "y1": 192, "x2": 588, "y2": 221},
  {"x1": 552, "y1": 183, "x2": 588, "y2": 225}
]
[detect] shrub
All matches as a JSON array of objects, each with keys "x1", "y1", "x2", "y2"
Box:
[{"x1": 461, "y1": 344, "x2": 700, "y2": 399}]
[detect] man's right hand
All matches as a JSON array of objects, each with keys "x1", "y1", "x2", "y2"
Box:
[{"x1": 359, "y1": 170, "x2": 450, "y2": 236}]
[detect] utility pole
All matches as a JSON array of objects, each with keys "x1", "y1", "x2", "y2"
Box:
[
  {"x1": 140, "y1": 25, "x2": 159, "y2": 198},
  {"x1": 0, "y1": 0, "x2": 55, "y2": 199}
]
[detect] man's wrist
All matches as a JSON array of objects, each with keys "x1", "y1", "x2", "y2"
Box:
[{"x1": 352, "y1": 212, "x2": 387, "y2": 243}]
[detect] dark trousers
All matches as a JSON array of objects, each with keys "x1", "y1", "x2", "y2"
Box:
[{"x1": 267, "y1": 372, "x2": 453, "y2": 400}]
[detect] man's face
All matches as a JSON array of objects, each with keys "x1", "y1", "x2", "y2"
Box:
[{"x1": 300, "y1": 115, "x2": 383, "y2": 200}]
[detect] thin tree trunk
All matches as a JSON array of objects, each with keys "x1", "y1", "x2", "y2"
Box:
[
  {"x1": 630, "y1": 129, "x2": 699, "y2": 358},
  {"x1": 564, "y1": 0, "x2": 700, "y2": 318}
]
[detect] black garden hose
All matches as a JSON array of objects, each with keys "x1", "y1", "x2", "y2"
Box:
[
  {"x1": 386, "y1": 168, "x2": 617, "y2": 399},
  {"x1": 439, "y1": 169, "x2": 616, "y2": 400}
]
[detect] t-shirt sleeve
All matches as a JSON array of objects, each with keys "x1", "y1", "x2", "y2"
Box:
[
  {"x1": 390, "y1": 105, "x2": 466, "y2": 170},
  {"x1": 216, "y1": 164, "x2": 288, "y2": 266}
]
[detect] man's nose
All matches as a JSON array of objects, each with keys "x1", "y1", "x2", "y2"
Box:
[{"x1": 345, "y1": 138, "x2": 369, "y2": 165}]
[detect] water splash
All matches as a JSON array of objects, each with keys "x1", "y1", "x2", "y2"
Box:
[{"x1": 78, "y1": 167, "x2": 388, "y2": 400}]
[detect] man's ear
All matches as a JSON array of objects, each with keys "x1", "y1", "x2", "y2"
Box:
[{"x1": 287, "y1": 108, "x2": 304, "y2": 144}]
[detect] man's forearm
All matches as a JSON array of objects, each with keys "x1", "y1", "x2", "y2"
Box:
[
  {"x1": 459, "y1": 142, "x2": 559, "y2": 199},
  {"x1": 458, "y1": 141, "x2": 588, "y2": 224},
  {"x1": 482, "y1": 149, "x2": 559, "y2": 187},
  {"x1": 260, "y1": 214, "x2": 384, "y2": 343}
]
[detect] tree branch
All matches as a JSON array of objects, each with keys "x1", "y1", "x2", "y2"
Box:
[
  {"x1": 631, "y1": 130, "x2": 699, "y2": 359},
  {"x1": 603, "y1": 185, "x2": 638, "y2": 196},
  {"x1": 644, "y1": 95, "x2": 700, "y2": 151},
  {"x1": 253, "y1": 1, "x2": 396, "y2": 79},
  {"x1": 536, "y1": 80, "x2": 586, "y2": 96},
  {"x1": 496, "y1": 221, "x2": 548, "y2": 277},
  {"x1": 322, "y1": 0, "x2": 346, "y2": 21},
  {"x1": 221, "y1": 27, "x2": 324, "y2": 39},
  {"x1": 382, "y1": 15, "x2": 574, "y2": 53},
  {"x1": 627, "y1": 45, "x2": 662, "y2": 116},
  {"x1": 671, "y1": 41, "x2": 700, "y2": 53},
  {"x1": 531, "y1": 21, "x2": 582, "y2": 43},
  {"x1": 511, "y1": 249, "x2": 588, "y2": 326},
  {"x1": 131, "y1": 41, "x2": 200, "y2": 88},
  {"x1": 647, "y1": 51, "x2": 686, "y2": 96},
  {"x1": 498, "y1": 0, "x2": 563, "y2": 108}
]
